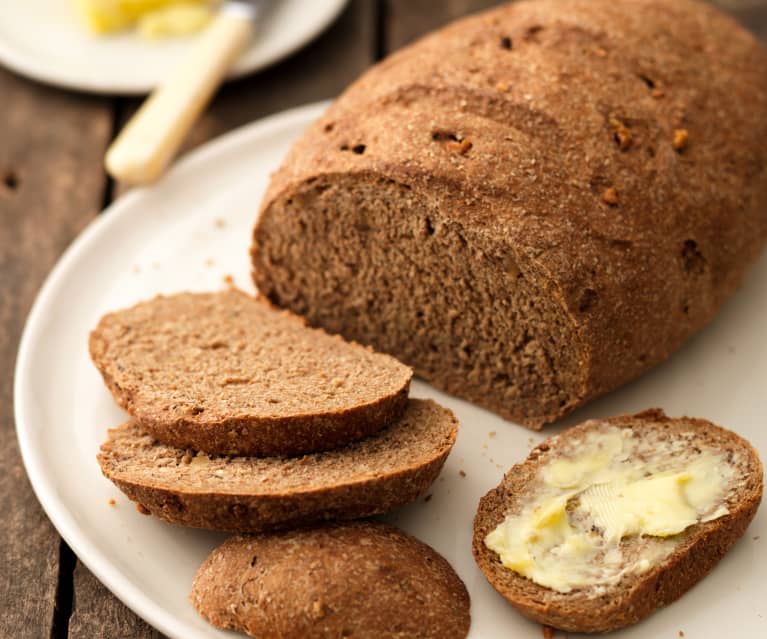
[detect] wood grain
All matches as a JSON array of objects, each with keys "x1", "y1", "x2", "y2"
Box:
[
  {"x1": 386, "y1": 0, "x2": 767, "y2": 50},
  {"x1": 0, "y1": 66, "x2": 111, "y2": 639},
  {"x1": 386, "y1": 0, "x2": 501, "y2": 49},
  {"x1": 69, "y1": 564, "x2": 163, "y2": 639}
]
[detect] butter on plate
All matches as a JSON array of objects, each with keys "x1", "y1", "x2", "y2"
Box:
[{"x1": 72, "y1": 0, "x2": 218, "y2": 38}]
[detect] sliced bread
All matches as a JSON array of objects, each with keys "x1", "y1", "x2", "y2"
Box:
[
  {"x1": 89, "y1": 289, "x2": 412, "y2": 456},
  {"x1": 98, "y1": 398, "x2": 457, "y2": 532},
  {"x1": 472, "y1": 409, "x2": 763, "y2": 632},
  {"x1": 191, "y1": 521, "x2": 471, "y2": 639}
]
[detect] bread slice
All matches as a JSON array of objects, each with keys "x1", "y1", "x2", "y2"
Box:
[
  {"x1": 472, "y1": 409, "x2": 763, "y2": 632},
  {"x1": 89, "y1": 289, "x2": 412, "y2": 456},
  {"x1": 252, "y1": 0, "x2": 767, "y2": 429},
  {"x1": 98, "y1": 398, "x2": 457, "y2": 532},
  {"x1": 191, "y1": 521, "x2": 471, "y2": 639}
]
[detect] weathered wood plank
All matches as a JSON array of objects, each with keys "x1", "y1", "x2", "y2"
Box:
[
  {"x1": 386, "y1": 0, "x2": 767, "y2": 51},
  {"x1": 0, "y1": 67, "x2": 111, "y2": 639},
  {"x1": 715, "y1": 0, "x2": 767, "y2": 40},
  {"x1": 69, "y1": 564, "x2": 163, "y2": 639},
  {"x1": 386, "y1": 0, "x2": 500, "y2": 50}
]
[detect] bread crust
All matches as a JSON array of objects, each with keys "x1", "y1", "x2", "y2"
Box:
[
  {"x1": 190, "y1": 521, "x2": 471, "y2": 639},
  {"x1": 252, "y1": 0, "x2": 767, "y2": 427},
  {"x1": 98, "y1": 399, "x2": 458, "y2": 532},
  {"x1": 89, "y1": 290, "x2": 412, "y2": 456},
  {"x1": 472, "y1": 409, "x2": 764, "y2": 632}
]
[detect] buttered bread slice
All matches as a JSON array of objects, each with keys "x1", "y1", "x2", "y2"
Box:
[
  {"x1": 89, "y1": 290, "x2": 412, "y2": 456},
  {"x1": 473, "y1": 409, "x2": 762, "y2": 632}
]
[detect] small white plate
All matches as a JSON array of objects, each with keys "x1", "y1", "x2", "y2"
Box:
[
  {"x1": 15, "y1": 102, "x2": 766, "y2": 638},
  {"x1": 0, "y1": 1, "x2": 346, "y2": 94}
]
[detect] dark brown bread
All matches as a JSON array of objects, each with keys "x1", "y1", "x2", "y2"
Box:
[
  {"x1": 472, "y1": 409, "x2": 763, "y2": 632},
  {"x1": 252, "y1": 0, "x2": 767, "y2": 428},
  {"x1": 98, "y1": 398, "x2": 457, "y2": 532},
  {"x1": 190, "y1": 521, "x2": 471, "y2": 639},
  {"x1": 89, "y1": 289, "x2": 411, "y2": 456}
]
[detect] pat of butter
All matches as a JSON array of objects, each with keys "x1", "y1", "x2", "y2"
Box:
[
  {"x1": 486, "y1": 426, "x2": 733, "y2": 593},
  {"x1": 72, "y1": 0, "x2": 215, "y2": 37},
  {"x1": 543, "y1": 428, "x2": 624, "y2": 488},
  {"x1": 138, "y1": 3, "x2": 214, "y2": 38},
  {"x1": 579, "y1": 472, "x2": 699, "y2": 541}
]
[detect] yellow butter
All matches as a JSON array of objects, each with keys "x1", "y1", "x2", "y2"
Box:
[
  {"x1": 579, "y1": 472, "x2": 700, "y2": 541},
  {"x1": 485, "y1": 426, "x2": 733, "y2": 593},
  {"x1": 138, "y1": 3, "x2": 214, "y2": 39},
  {"x1": 542, "y1": 428, "x2": 624, "y2": 488},
  {"x1": 72, "y1": 0, "x2": 214, "y2": 36}
]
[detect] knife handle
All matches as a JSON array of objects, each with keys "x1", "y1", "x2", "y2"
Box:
[{"x1": 105, "y1": 8, "x2": 254, "y2": 185}]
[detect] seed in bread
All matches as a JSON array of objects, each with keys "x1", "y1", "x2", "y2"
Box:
[
  {"x1": 191, "y1": 521, "x2": 471, "y2": 639},
  {"x1": 472, "y1": 409, "x2": 763, "y2": 632},
  {"x1": 98, "y1": 398, "x2": 458, "y2": 532},
  {"x1": 89, "y1": 289, "x2": 412, "y2": 456},
  {"x1": 251, "y1": 0, "x2": 767, "y2": 429}
]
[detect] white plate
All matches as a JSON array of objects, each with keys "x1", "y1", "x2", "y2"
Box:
[
  {"x1": 15, "y1": 102, "x2": 766, "y2": 639},
  {"x1": 0, "y1": 1, "x2": 346, "y2": 94}
]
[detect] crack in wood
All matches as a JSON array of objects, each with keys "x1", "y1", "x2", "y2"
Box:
[
  {"x1": 101, "y1": 98, "x2": 128, "y2": 213},
  {"x1": 375, "y1": 0, "x2": 390, "y2": 61},
  {"x1": 50, "y1": 541, "x2": 76, "y2": 639}
]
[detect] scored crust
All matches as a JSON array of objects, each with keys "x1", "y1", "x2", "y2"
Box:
[
  {"x1": 190, "y1": 521, "x2": 471, "y2": 639},
  {"x1": 472, "y1": 409, "x2": 763, "y2": 632},
  {"x1": 89, "y1": 289, "x2": 412, "y2": 456},
  {"x1": 98, "y1": 399, "x2": 458, "y2": 532}
]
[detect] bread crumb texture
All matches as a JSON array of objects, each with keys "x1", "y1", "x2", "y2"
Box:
[
  {"x1": 191, "y1": 521, "x2": 471, "y2": 639},
  {"x1": 89, "y1": 290, "x2": 412, "y2": 456}
]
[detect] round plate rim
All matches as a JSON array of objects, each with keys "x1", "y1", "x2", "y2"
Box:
[{"x1": 13, "y1": 101, "x2": 329, "y2": 638}]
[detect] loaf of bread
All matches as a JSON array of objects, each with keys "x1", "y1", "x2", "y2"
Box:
[
  {"x1": 472, "y1": 409, "x2": 763, "y2": 632},
  {"x1": 252, "y1": 0, "x2": 767, "y2": 427},
  {"x1": 191, "y1": 522, "x2": 471, "y2": 639}
]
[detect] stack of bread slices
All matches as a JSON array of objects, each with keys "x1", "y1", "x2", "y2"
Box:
[{"x1": 91, "y1": 289, "x2": 471, "y2": 638}]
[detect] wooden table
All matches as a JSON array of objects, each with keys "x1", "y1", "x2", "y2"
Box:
[{"x1": 1, "y1": 1, "x2": 765, "y2": 636}]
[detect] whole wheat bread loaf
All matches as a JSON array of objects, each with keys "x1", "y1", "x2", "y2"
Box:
[
  {"x1": 472, "y1": 409, "x2": 763, "y2": 632},
  {"x1": 252, "y1": 0, "x2": 767, "y2": 428},
  {"x1": 191, "y1": 521, "x2": 471, "y2": 639},
  {"x1": 98, "y1": 398, "x2": 457, "y2": 532},
  {"x1": 89, "y1": 290, "x2": 411, "y2": 456}
]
